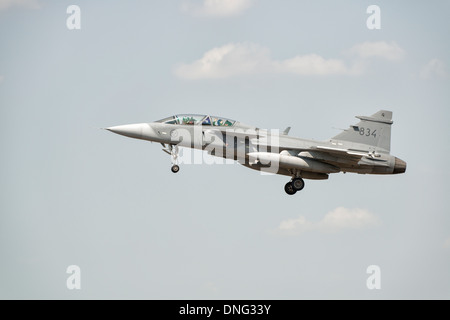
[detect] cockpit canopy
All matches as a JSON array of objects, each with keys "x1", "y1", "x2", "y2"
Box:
[{"x1": 156, "y1": 114, "x2": 236, "y2": 127}]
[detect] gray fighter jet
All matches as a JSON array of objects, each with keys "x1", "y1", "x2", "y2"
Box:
[{"x1": 106, "y1": 110, "x2": 406, "y2": 195}]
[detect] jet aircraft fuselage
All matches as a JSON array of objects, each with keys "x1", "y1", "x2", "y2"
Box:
[{"x1": 106, "y1": 111, "x2": 406, "y2": 195}]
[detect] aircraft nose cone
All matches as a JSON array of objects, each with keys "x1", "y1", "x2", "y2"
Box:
[
  {"x1": 393, "y1": 157, "x2": 407, "y2": 174},
  {"x1": 106, "y1": 123, "x2": 145, "y2": 139}
]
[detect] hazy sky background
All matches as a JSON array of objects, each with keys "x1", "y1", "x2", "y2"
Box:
[{"x1": 1, "y1": 0, "x2": 449, "y2": 299}]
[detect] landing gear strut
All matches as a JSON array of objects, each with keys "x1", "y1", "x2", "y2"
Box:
[
  {"x1": 162, "y1": 144, "x2": 180, "y2": 173},
  {"x1": 284, "y1": 176, "x2": 305, "y2": 195},
  {"x1": 169, "y1": 145, "x2": 179, "y2": 173}
]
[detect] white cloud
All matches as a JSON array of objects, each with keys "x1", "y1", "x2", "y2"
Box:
[
  {"x1": 320, "y1": 207, "x2": 379, "y2": 231},
  {"x1": 174, "y1": 43, "x2": 358, "y2": 80},
  {"x1": 276, "y1": 207, "x2": 380, "y2": 236},
  {"x1": 182, "y1": 0, "x2": 254, "y2": 17},
  {"x1": 281, "y1": 54, "x2": 353, "y2": 76},
  {"x1": 0, "y1": 0, "x2": 40, "y2": 11},
  {"x1": 174, "y1": 41, "x2": 406, "y2": 80},
  {"x1": 175, "y1": 43, "x2": 272, "y2": 79},
  {"x1": 420, "y1": 58, "x2": 448, "y2": 79},
  {"x1": 277, "y1": 215, "x2": 314, "y2": 234},
  {"x1": 348, "y1": 41, "x2": 405, "y2": 61}
]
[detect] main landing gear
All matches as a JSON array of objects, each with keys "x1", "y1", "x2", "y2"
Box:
[
  {"x1": 162, "y1": 144, "x2": 180, "y2": 173},
  {"x1": 284, "y1": 177, "x2": 305, "y2": 195}
]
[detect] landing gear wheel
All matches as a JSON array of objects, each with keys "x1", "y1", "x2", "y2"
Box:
[
  {"x1": 284, "y1": 182, "x2": 297, "y2": 195},
  {"x1": 292, "y1": 177, "x2": 305, "y2": 191},
  {"x1": 171, "y1": 165, "x2": 180, "y2": 173}
]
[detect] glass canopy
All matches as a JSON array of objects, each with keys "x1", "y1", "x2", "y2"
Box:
[{"x1": 156, "y1": 114, "x2": 236, "y2": 127}]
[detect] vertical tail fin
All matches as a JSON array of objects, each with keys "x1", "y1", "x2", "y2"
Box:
[{"x1": 332, "y1": 110, "x2": 393, "y2": 152}]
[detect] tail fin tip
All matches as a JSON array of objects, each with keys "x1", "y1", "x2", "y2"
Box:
[{"x1": 355, "y1": 110, "x2": 393, "y2": 124}]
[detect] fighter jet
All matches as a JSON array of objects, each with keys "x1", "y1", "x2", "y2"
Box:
[{"x1": 106, "y1": 110, "x2": 406, "y2": 195}]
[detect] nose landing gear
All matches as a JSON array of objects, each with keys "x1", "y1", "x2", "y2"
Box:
[{"x1": 162, "y1": 144, "x2": 180, "y2": 173}]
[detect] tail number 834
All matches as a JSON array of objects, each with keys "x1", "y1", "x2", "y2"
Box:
[{"x1": 359, "y1": 127, "x2": 377, "y2": 138}]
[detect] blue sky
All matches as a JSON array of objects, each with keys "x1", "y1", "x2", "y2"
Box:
[{"x1": 0, "y1": 0, "x2": 449, "y2": 299}]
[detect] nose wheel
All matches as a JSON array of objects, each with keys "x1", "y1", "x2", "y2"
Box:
[
  {"x1": 171, "y1": 165, "x2": 180, "y2": 173},
  {"x1": 284, "y1": 177, "x2": 305, "y2": 195}
]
